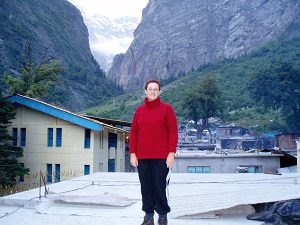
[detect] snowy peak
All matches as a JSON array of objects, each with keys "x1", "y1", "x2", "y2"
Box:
[{"x1": 84, "y1": 15, "x2": 140, "y2": 71}]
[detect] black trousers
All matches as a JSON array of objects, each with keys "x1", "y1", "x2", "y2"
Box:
[{"x1": 137, "y1": 159, "x2": 170, "y2": 215}]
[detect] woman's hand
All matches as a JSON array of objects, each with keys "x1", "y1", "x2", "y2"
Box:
[
  {"x1": 130, "y1": 153, "x2": 138, "y2": 167},
  {"x1": 166, "y1": 152, "x2": 175, "y2": 168}
]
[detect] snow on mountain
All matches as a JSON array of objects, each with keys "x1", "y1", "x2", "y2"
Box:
[
  {"x1": 85, "y1": 15, "x2": 140, "y2": 71},
  {"x1": 67, "y1": 0, "x2": 147, "y2": 72}
]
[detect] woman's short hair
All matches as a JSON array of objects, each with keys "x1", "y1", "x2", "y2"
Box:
[{"x1": 144, "y1": 79, "x2": 161, "y2": 90}]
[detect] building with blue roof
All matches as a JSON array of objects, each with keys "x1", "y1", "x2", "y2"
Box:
[{"x1": 7, "y1": 94, "x2": 129, "y2": 185}]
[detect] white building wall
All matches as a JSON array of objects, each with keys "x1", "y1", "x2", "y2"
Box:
[
  {"x1": 116, "y1": 132, "x2": 125, "y2": 172},
  {"x1": 11, "y1": 105, "x2": 94, "y2": 183},
  {"x1": 93, "y1": 130, "x2": 100, "y2": 173},
  {"x1": 96, "y1": 127, "x2": 126, "y2": 172},
  {"x1": 99, "y1": 128, "x2": 108, "y2": 172},
  {"x1": 173, "y1": 155, "x2": 281, "y2": 173}
]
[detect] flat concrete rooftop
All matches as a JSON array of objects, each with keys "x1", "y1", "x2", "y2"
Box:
[{"x1": 1, "y1": 172, "x2": 299, "y2": 225}]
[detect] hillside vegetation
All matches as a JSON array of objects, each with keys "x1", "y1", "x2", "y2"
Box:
[
  {"x1": 0, "y1": 0, "x2": 122, "y2": 111},
  {"x1": 83, "y1": 37, "x2": 300, "y2": 134}
]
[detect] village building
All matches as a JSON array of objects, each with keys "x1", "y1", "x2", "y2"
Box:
[
  {"x1": 216, "y1": 124, "x2": 250, "y2": 138},
  {"x1": 173, "y1": 151, "x2": 282, "y2": 173},
  {"x1": 214, "y1": 125, "x2": 275, "y2": 150},
  {"x1": 275, "y1": 133, "x2": 300, "y2": 157},
  {"x1": 7, "y1": 94, "x2": 129, "y2": 185},
  {"x1": 175, "y1": 123, "x2": 286, "y2": 174}
]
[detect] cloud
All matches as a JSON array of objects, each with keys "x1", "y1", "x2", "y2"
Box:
[
  {"x1": 68, "y1": 0, "x2": 148, "y2": 18},
  {"x1": 91, "y1": 36, "x2": 133, "y2": 55}
]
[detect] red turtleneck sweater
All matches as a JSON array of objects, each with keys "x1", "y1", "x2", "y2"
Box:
[{"x1": 129, "y1": 97, "x2": 178, "y2": 159}]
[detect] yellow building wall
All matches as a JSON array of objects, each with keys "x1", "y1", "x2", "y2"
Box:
[{"x1": 10, "y1": 105, "x2": 126, "y2": 184}]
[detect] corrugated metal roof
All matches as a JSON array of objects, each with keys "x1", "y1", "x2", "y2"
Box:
[
  {"x1": 1, "y1": 172, "x2": 299, "y2": 225},
  {"x1": 7, "y1": 94, "x2": 127, "y2": 133}
]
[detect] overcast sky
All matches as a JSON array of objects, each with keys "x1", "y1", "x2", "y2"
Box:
[{"x1": 68, "y1": 0, "x2": 149, "y2": 18}]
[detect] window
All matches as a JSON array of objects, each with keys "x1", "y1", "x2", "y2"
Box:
[
  {"x1": 84, "y1": 165, "x2": 90, "y2": 175},
  {"x1": 55, "y1": 164, "x2": 60, "y2": 182},
  {"x1": 20, "y1": 128, "x2": 26, "y2": 147},
  {"x1": 47, "y1": 128, "x2": 53, "y2": 147},
  {"x1": 12, "y1": 128, "x2": 18, "y2": 146},
  {"x1": 47, "y1": 164, "x2": 52, "y2": 183},
  {"x1": 56, "y1": 128, "x2": 62, "y2": 147},
  {"x1": 84, "y1": 129, "x2": 91, "y2": 149},
  {"x1": 108, "y1": 132, "x2": 117, "y2": 149},
  {"x1": 248, "y1": 166, "x2": 262, "y2": 173},
  {"x1": 187, "y1": 166, "x2": 211, "y2": 173},
  {"x1": 238, "y1": 165, "x2": 262, "y2": 173},
  {"x1": 108, "y1": 159, "x2": 115, "y2": 172}
]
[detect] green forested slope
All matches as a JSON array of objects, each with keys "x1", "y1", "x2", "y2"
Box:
[
  {"x1": 84, "y1": 37, "x2": 300, "y2": 134},
  {"x1": 0, "y1": 0, "x2": 122, "y2": 110}
]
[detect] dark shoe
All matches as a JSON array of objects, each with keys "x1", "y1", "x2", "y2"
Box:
[
  {"x1": 157, "y1": 217, "x2": 168, "y2": 225},
  {"x1": 141, "y1": 215, "x2": 154, "y2": 225}
]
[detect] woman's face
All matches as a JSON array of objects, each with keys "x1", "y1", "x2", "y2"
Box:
[{"x1": 145, "y1": 82, "x2": 160, "y2": 101}]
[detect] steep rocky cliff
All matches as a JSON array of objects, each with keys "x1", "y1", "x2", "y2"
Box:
[
  {"x1": 108, "y1": 0, "x2": 300, "y2": 91},
  {"x1": 0, "y1": 0, "x2": 121, "y2": 110}
]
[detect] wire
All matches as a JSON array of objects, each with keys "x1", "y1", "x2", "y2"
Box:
[
  {"x1": 0, "y1": 181, "x2": 95, "y2": 219},
  {"x1": 0, "y1": 196, "x2": 40, "y2": 219},
  {"x1": 58, "y1": 183, "x2": 93, "y2": 194}
]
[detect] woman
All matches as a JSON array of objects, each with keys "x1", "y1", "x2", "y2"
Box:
[{"x1": 130, "y1": 79, "x2": 178, "y2": 225}]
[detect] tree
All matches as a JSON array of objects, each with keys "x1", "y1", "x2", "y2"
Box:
[
  {"x1": 0, "y1": 93, "x2": 29, "y2": 187},
  {"x1": 3, "y1": 45, "x2": 63, "y2": 98},
  {"x1": 119, "y1": 101, "x2": 126, "y2": 111},
  {"x1": 248, "y1": 62, "x2": 300, "y2": 132},
  {"x1": 183, "y1": 75, "x2": 224, "y2": 138}
]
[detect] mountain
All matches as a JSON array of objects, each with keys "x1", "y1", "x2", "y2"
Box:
[
  {"x1": 85, "y1": 36, "x2": 300, "y2": 133},
  {"x1": 0, "y1": 0, "x2": 122, "y2": 111},
  {"x1": 108, "y1": 0, "x2": 300, "y2": 91},
  {"x1": 84, "y1": 15, "x2": 140, "y2": 71}
]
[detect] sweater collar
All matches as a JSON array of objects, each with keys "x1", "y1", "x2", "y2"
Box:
[{"x1": 144, "y1": 96, "x2": 161, "y2": 108}]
